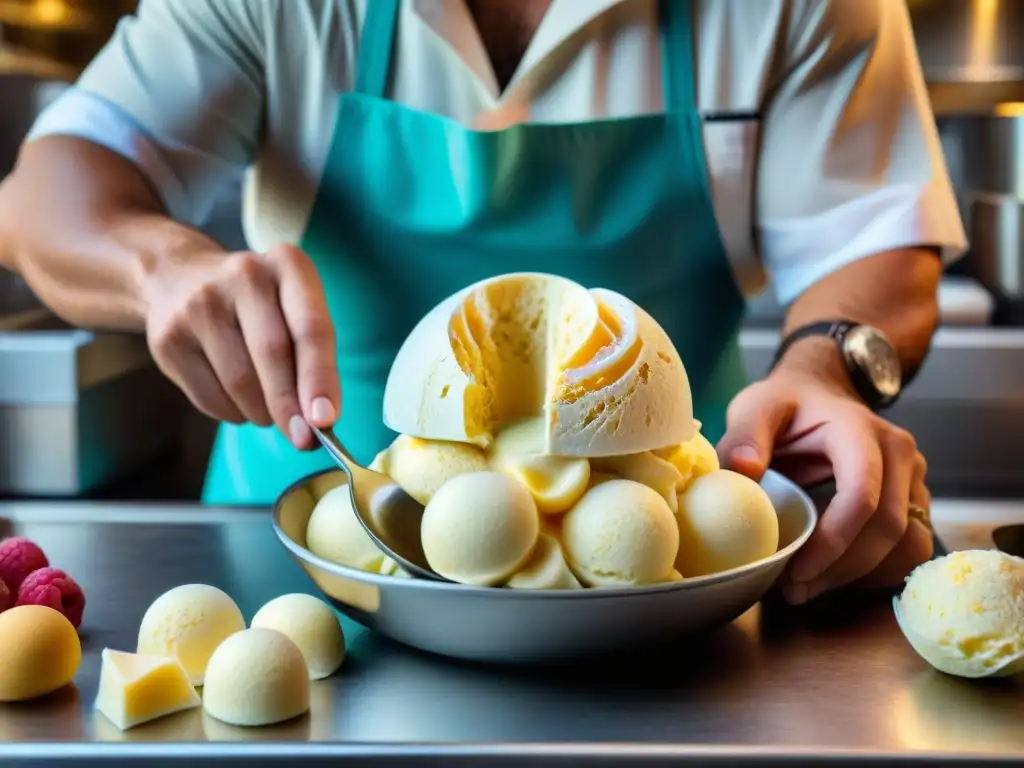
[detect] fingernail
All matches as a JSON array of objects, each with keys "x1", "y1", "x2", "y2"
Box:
[
  {"x1": 731, "y1": 446, "x2": 760, "y2": 464},
  {"x1": 310, "y1": 397, "x2": 336, "y2": 424},
  {"x1": 782, "y1": 582, "x2": 809, "y2": 605},
  {"x1": 289, "y1": 415, "x2": 310, "y2": 446}
]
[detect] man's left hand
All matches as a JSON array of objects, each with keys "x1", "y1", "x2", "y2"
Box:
[{"x1": 716, "y1": 368, "x2": 933, "y2": 605}]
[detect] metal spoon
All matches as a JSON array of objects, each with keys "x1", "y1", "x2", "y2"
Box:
[
  {"x1": 892, "y1": 595, "x2": 1024, "y2": 678},
  {"x1": 309, "y1": 424, "x2": 450, "y2": 582}
]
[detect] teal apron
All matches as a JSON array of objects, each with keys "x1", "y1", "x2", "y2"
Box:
[{"x1": 202, "y1": 0, "x2": 748, "y2": 505}]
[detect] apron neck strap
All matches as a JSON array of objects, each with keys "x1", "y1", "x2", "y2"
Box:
[
  {"x1": 355, "y1": 0, "x2": 401, "y2": 96},
  {"x1": 659, "y1": 0, "x2": 698, "y2": 114}
]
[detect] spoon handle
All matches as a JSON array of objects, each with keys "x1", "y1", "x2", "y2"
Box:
[{"x1": 309, "y1": 425, "x2": 360, "y2": 477}]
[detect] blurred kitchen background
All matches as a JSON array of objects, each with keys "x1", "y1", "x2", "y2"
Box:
[{"x1": 0, "y1": 0, "x2": 1023, "y2": 502}]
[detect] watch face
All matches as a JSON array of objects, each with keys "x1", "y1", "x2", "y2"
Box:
[{"x1": 843, "y1": 326, "x2": 902, "y2": 400}]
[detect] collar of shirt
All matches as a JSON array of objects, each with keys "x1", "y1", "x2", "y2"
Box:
[{"x1": 412, "y1": 0, "x2": 630, "y2": 107}]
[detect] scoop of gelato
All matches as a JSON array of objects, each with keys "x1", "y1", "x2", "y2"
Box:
[{"x1": 897, "y1": 550, "x2": 1024, "y2": 678}]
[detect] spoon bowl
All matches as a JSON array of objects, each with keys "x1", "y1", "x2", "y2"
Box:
[
  {"x1": 892, "y1": 595, "x2": 1024, "y2": 679},
  {"x1": 309, "y1": 425, "x2": 449, "y2": 582}
]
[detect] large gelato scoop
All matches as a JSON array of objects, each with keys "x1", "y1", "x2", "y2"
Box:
[
  {"x1": 896, "y1": 550, "x2": 1024, "y2": 678},
  {"x1": 383, "y1": 273, "x2": 696, "y2": 456}
]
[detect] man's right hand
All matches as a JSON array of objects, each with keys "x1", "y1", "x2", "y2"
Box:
[{"x1": 145, "y1": 243, "x2": 340, "y2": 449}]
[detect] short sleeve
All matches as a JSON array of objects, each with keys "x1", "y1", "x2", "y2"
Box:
[
  {"x1": 27, "y1": 0, "x2": 266, "y2": 225},
  {"x1": 756, "y1": 0, "x2": 967, "y2": 305}
]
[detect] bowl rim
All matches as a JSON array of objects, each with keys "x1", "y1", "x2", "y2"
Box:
[{"x1": 272, "y1": 467, "x2": 817, "y2": 600}]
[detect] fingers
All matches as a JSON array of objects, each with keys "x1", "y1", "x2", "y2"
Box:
[
  {"x1": 785, "y1": 419, "x2": 884, "y2": 587},
  {"x1": 146, "y1": 244, "x2": 338, "y2": 449},
  {"x1": 718, "y1": 387, "x2": 796, "y2": 481},
  {"x1": 801, "y1": 428, "x2": 915, "y2": 597},
  {"x1": 155, "y1": 341, "x2": 245, "y2": 424},
  {"x1": 857, "y1": 452, "x2": 933, "y2": 589},
  {"x1": 187, "y1": 283, "x2": 273, "y2": 427},
  {"x1": 856, "y1": 520, "x2": 933, "y2": 589},
  {"x1": 783, "y1": 427, "x2": 932, "y2": 604},
  {"x1": 232, "y1": 253, "x2": 311, "y2": 448},
  {"x1": 270, "y1": 244, "x2": 341, "y2": 428}
]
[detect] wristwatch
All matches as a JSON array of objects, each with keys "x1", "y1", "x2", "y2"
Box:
[{"x1": 770, "y1": 321, "x2": 903, "y2": 411}]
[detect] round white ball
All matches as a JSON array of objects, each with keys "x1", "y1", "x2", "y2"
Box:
[
  {"x1": 421, "y1": 471, "x2": 539, "y2": 586},
  {"x1": 675, "y1": 469, "x2": 779, "y2": 577},
  {"x1": 251, "y1": 594, "x2": 346, "y2": 680},
  {"x1": 562, "y1": 479, "x2": 679, "y2": 586},
  {"x1": 305, "y1": 485, "x2": 387, "y2": 572},
  {"x1": 202, "y1": 628, "x2": 310, "y2": 727},
  {"x1": 137, "y1": 584, "x2": 246, "y2": 685}
]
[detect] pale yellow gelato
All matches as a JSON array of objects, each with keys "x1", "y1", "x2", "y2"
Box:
[
  {"x1": 251, "y1": 594, "x2": 346, "y2": 680},
  {"x1": 202, "y1": 628, "x2": 310, "y2": 727},
  {"x1": 488, "y1": 417, "x2": 590, "y2": 514},
  {"x1": 586, "y1": 471, "x2": 619, "y2": 490},
  {"x1": 507, "y1": 533, "x2": 582, "y2": 590},
  {"x1": 136, "y1": 584, "x2": 246, "y2": 685},
  {"x1": 382, "y1": 273, "x2": 697, "y2": 456},
  {"x1": 653, "y1": 427, "x2": 720, "y2": 491},
  {"x1": 897, "y1": 550, "x2": 1024, "y2": 677},
  {"x1": 562, "y1": 479, "x2": 679, "y2": 587},
  {"x1": 305, "y1": 485, "x2": 398, "y2": 575},
  {"x1": 591, "y1": 451, "x2": 681, "y2": 512},
  {"x1": 675, "y1": 470, "x2": 779, "y2": 577},
  {"x1": 305, "y1": 273, "x2": 787, "y2": 591},
  {"x1": 376, "y1": 434, "x2": 488, "y2": 506},
  {"x1": 421, "y1": 471, "x2": 540, "y2": 586}
]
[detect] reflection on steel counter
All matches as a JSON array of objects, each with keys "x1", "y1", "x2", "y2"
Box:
[{"x1": 0, "y1": 499, "x2": 1016, "y2": 764}]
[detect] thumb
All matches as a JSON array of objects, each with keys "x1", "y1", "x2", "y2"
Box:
[{"x1": 716, "y1": 390, "x2": 795, "y2": 481}]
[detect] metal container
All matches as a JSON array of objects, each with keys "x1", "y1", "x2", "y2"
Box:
[
  {"x1": 910, "y1": 0, "x2": 1024, "y2": 115},
  {"x1": 969, "y1": 192, "x2": 1024, "y2": 298},
  {"x1": 0, "y1": 312, "x2": 190, "y2": 495},
  {"x1": 939, "y1": 114, "x2": 1024, "y2": 208},
  {"x1": 932, "y1": 111, "x2": 1024, "y2": 320},
  {"x1": 272, "y1": 468, "x2": 816, "y2": 664}
]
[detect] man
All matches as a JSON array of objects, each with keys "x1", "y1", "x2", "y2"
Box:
[{"x1": 0, "y1": 0, "x2": 965, "y2": 604}]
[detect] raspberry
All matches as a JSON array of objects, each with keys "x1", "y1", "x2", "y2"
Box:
[
  {"x1": 0, "y1": 579, "x2": 10, "y2": 613},
  {"x1": 0, "y1": 537, "x2": 49, "y2": 592},
  {"x1": 17, "y1": 568, "x2": 85, "y2": 628}
]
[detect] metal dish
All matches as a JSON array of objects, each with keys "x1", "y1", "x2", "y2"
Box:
[{"x1": 272, "y1": 468, "x2": 818, "y2": 664}]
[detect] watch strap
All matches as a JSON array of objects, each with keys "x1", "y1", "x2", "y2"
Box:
[{"x1": 769, "y1": 320, "x2": 855, "y2": 372}]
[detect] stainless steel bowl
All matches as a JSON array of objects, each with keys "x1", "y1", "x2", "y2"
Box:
[{"x1": 272, "y1": 468, "x2": 817, "y2": 664}]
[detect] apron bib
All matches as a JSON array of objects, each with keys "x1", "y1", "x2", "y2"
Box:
[{"x1": 202, "y1": 0, "x2": 748, "y2": 505}]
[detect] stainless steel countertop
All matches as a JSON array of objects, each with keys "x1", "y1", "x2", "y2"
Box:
[{"x1": 0, "y1": 500, "x2": 1021, "y2": 766}]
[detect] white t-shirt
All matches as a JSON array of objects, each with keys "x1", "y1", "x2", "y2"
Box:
[{"x1": 28, "y1": 0, "x2": 966, "y2": 304}]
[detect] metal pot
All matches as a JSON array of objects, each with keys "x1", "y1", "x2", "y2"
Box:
[{"x1": 970, "y1": 192, "x2": 1024, "y2": 298}]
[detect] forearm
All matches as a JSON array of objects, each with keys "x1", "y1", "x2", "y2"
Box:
[
  {"x1": 0, "y1": 136, "x2": 223, "y2": 332},
  {"x1": 775, "y1": 248, "x2": 942, "y2": 392}
]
